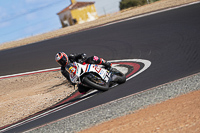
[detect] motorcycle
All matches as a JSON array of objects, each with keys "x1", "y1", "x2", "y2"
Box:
[{"x1": 68, "y1": 62, "x2": 126, "y2": 91}]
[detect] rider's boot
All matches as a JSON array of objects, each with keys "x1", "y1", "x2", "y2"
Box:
[{"x1": 100, "y1": 58, "x2": 112, "y2": 70}]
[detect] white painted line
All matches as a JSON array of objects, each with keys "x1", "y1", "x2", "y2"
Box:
[
  {"x1": 0, "y1": 67, "x2": 60, "y2": 79},
  {"x1": 1, "y1": 94, "x2": 94, "y2": 133}
]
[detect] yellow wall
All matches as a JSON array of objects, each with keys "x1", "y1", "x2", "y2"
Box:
[
  {"x1": 71, "y1": 0, "x2": 76, "y2": 4},
  {"x1": 70, "y1": 4, "x2": 98, "y2": 24}
]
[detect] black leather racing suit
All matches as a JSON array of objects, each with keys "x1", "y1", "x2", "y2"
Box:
[{"x1": 61, "y1": 53, "x2": 112, "y2": 93}]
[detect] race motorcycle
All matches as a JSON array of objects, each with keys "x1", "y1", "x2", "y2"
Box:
[{"x1": 68, "y1": 62, "x2": 126, "y2": 91}]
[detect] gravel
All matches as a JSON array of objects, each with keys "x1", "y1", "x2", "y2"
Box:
[{"x1": 25, "y1": 72, "x2": 200, "y2": 133}]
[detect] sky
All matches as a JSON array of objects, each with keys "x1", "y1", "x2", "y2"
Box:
[{"x1": 0, "y1": 0, "x2": 121, "y2": 44}]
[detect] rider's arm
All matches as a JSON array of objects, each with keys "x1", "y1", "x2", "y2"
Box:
[
  {"x1": 69, "y1": 53, "x2": 87, "y2": 63},
  {"x1": 61, "y1": 66, "x2": 70, "y2": 81},
  {"x1": 61, "y1": 66, "x2": 75, "y2": 85}
]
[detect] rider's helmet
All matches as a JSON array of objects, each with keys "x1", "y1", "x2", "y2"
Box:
[{"x1": 55, "y1": 52, "x2": 68, "y2": 66}]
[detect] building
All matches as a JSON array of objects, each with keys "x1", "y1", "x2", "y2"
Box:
[{"x1": 57, "y1": 0, "x2": 98, "y2": 28}]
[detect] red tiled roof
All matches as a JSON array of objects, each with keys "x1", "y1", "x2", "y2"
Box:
[
  {"x1": 57, "y1": 1, "x2": 95, "y2": 15},
  {"x1": 57, "y1": 6, "x2": 71, "y2": 15}
]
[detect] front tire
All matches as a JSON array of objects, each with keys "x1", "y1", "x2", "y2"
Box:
[{"x1": 82, "y1": 77, "x2": 109, "y2": 91}]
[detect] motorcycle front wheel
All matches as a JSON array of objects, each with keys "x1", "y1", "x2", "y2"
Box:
[{"x1": 82, "y1": 77, "x2": 109, "y2": 91}]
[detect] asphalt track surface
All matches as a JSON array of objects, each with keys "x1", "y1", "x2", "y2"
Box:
[{"x1": 1, "y1": 3, "x2": 200, "y2": 132}]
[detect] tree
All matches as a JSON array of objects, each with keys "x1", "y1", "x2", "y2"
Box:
[{"x1": 119, "y1": 0, "x2": 147, "y2": 10}]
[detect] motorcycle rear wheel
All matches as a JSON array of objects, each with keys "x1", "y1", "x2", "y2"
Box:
[{"x1": 111, "y1": 68, "x2": 126, "y2": 84}]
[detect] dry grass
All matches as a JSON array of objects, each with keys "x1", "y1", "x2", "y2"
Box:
[
  {"x1": 80, "y1": 89, "x2": 200, "y2": 133},
  {"x1": 0, "y1": 71, "x2": 77, "y2": 127}
]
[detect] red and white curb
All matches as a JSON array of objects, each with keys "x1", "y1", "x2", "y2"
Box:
[{"x1": 110, "y1": 59, "x2": 151, "y2": 80}]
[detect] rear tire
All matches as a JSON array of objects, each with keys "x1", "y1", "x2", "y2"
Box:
[
  {"x1": 82, "y1": 77, "x2": 109, "y2": 91},
  {"x1": 111, "y1": 68, "x2": 126, "y2": 84}
]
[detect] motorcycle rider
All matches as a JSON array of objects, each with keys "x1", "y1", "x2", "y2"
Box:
[{"x1": 55, "y1": 52, "x2": 112, "y2": 94}]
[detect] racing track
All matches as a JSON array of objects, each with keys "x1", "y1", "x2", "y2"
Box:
[{"x1": 0, "y1": 2, "x2": 200, "y2": 132}]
